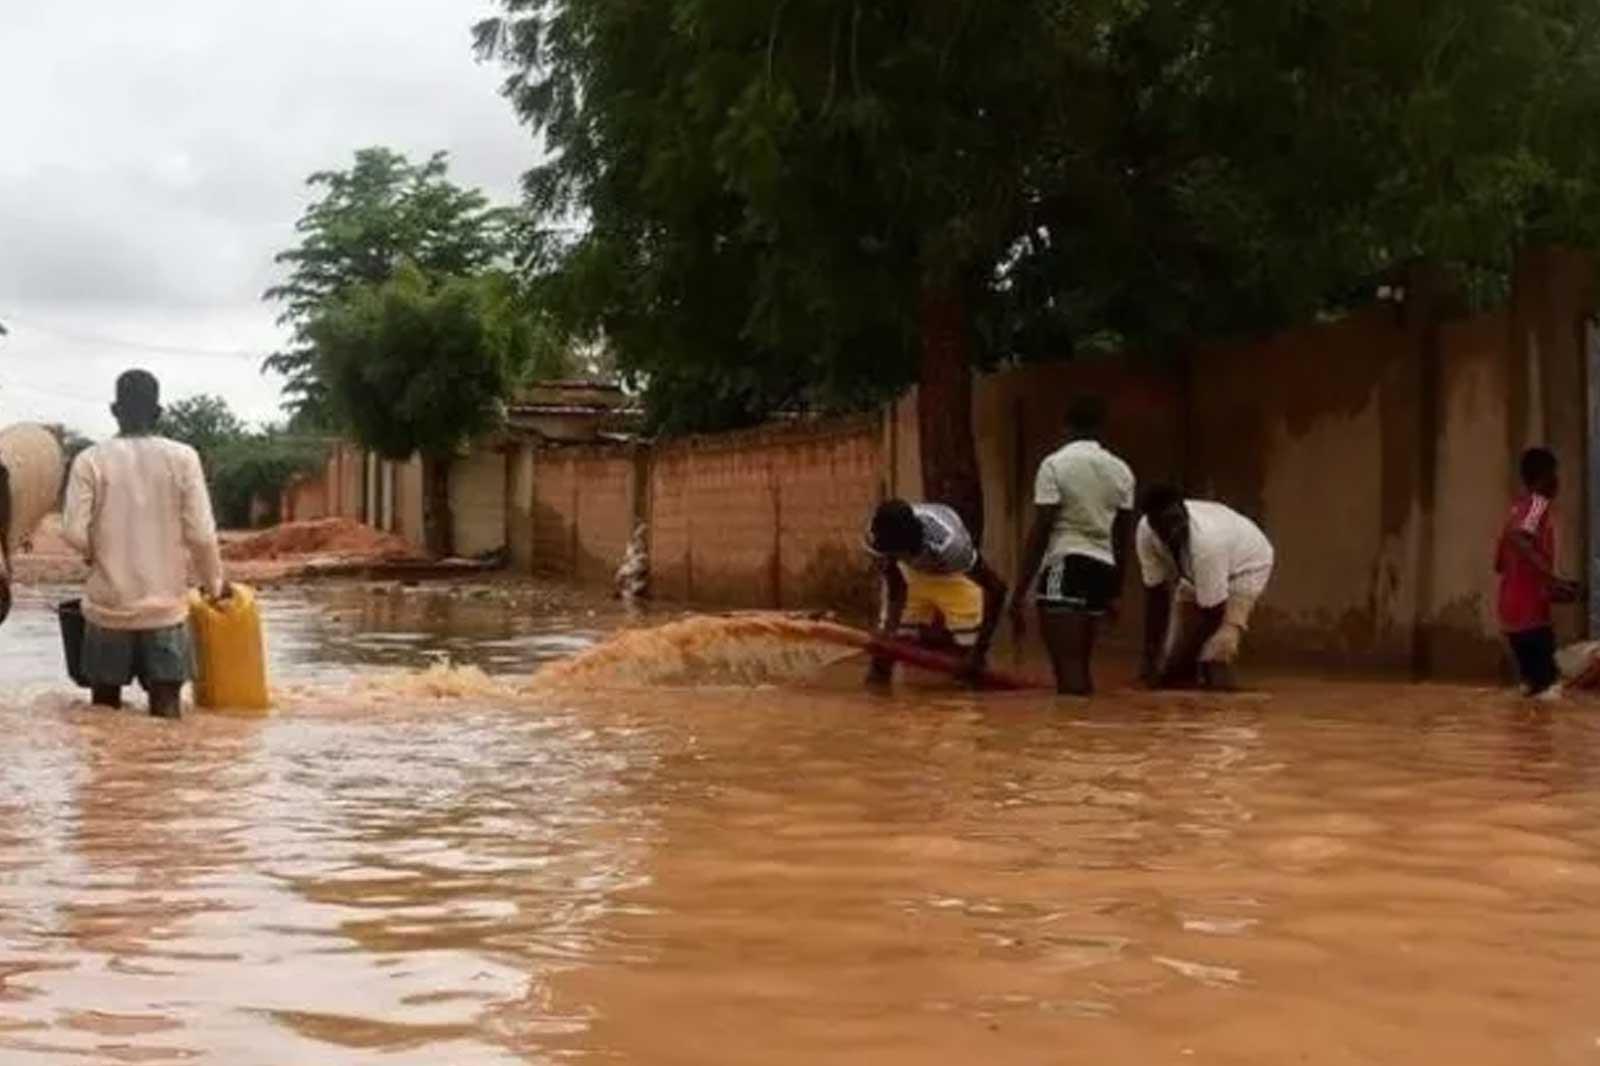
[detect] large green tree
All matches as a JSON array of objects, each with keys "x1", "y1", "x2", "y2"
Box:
[
  {"x1": 478, "y1": 0, "x2": 1600, "y2": 541},
  {"x1": 477, "y1": 0, "x2": 1110, "y2": 538},
  {"x1": 308, "y1": 266, "x2": 543, "y2": 555},
  {"x1": 1003, "y1": 0, "x2": 1600, "y2": 354},
  {"x1": 265, "y1": 148, "x2": 518, "y2": 425}
]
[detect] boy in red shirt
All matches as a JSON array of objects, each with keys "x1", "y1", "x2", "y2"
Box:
[{"x1": 1497, "y1": 447, "x2": 1582, "y2": 698}]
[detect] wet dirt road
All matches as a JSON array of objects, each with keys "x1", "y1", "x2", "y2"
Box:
[{"x1": 2, "y1": 584, "x2": 1599, "y2": 1064}]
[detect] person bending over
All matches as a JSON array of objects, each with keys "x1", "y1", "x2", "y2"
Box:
[
  {"x1": 62, "y1": 370, "x2": 227, "y2": 718},
  {"x1": 866, "y1": 499, "x2": 1007, "y2": 686},
  {"x1": 1011, "y1": 396, "x2": 1136, "y2": 696},
  {"x1": 1138, "y1": 485, "x2": 1274, "y2": 690}
]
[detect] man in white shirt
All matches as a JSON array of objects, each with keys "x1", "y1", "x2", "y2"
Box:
[
  {"x1": 62, "y1": 371, "x2": 226, "y2": 718},
  {"x1": 1137, "y1": 484, "x2": 1275, "y2": 690},
  {"x1": 1011, "y1": 397, "x2": 1136, "y2": 695}
]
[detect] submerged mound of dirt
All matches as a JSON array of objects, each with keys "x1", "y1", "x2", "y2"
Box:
[
  {"x1": 222, "y1": 518, "x2": 425, "y2": 563},
  {"x1": 532, "y1": 613, "x2": 871, "y2": 689}
]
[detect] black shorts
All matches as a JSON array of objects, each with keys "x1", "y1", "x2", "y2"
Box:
[
  {"x1": 1036, "y1": 555, "x2": 1119, "y2": 615},
  {"x1": 1507, "y1": 626, "x2": 1559, "y2": 694}
]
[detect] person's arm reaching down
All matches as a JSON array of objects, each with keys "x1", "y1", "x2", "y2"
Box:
[
  {"x1": 1135, "y1": 519, "x2": 1173, "y2": 683},
  {"x1": 1142, "y1": 584, "x2": 1171, "y2": 683},
  {"x1": 1011, "y1": 504, "x2": 1059, "y2": 638},
  {"x1": 179, "y1": 448, "x2": 225, "y2": 599},
  {"x1": 965, "y1": 556, "x2": 1009, "y2": 680},
  {"x1": 867, "y1": 559, "x2": 909, "y2": 685},
  {"x1": 1109, "y1": 508, "x2": 1136, "y2": 620}
]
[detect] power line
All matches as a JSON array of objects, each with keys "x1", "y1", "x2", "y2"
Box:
[{"x1": 0, "y1": 312, "x2": 274, "y2": 361}]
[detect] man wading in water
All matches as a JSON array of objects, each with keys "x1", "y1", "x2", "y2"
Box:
[
  {"x1": 62, "y1": 371, "x2": 227, "y2": 718},
  {"x1": 1137, "y1": 485, "x2": 1275, "y2": 690},
  {"x1": 1010, "y1": 396, "x2": 1136, "y2": 696},
  {"x1": 866, "y1": 499, "x2": 1008, "y2": 686}
]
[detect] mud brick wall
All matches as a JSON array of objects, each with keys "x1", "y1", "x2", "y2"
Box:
[
  {"x1": 648, "y1": 419, "x2": 881, "y2": 612},
  {"x1": 529, "y1": 445, "x2": 639, "y2": 583}
]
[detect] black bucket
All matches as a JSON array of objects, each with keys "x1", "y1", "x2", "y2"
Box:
[{"x1": 58, "y1": 599, "x2": 88, "y2": 688}]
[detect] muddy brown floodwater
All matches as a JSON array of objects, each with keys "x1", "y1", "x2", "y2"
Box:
[{"x1": 2, "y1": 582, "x2": 1600, "y2": 1064}]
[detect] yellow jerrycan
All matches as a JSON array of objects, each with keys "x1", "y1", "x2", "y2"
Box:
[{"x1": 188, "y1": 584, "x2": 270, "y2": 712}]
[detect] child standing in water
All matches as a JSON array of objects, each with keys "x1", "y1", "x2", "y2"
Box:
[{"x1": 1497, "y1": 447, "x2": 1583, "y2": 699}]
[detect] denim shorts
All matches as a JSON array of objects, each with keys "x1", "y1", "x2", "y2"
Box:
[{"x1": 82, "y1": 622, "x2": 195, "y2": 687}]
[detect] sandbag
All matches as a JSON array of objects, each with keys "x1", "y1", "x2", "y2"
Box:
[{"x1": 0, "y1": 424, "x2": 65, "y2": 572}]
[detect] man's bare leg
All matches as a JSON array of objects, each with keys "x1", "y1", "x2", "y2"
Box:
[
  {"x1": 147, "y1": 683, "x2": 182, "y2": 719},
  {"x1": 91, "y1": 685, "x2": 123, "y2": 710},
  {"x1": 1040, "y1": 610, "x2": 1095, "y2": 696}
]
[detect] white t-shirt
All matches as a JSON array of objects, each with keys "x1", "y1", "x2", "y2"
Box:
[
  {"x1": 1137, "y1": 500, "x2": 1274, "y2": 608},
  {"x1": 62, "y1": 436, "x2": 225, "y2": 630},
  {"x1": 1034, "y1": 440, "x2": 1135, "y2": 566}
]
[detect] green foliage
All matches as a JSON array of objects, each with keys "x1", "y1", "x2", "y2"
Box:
[
  {"x1": 210, "y1": 432, "x2": 330, "y2": 529},
  {"x1": 153, "y1": 396, "x2": 327, "y2": 528},
  {"x1": 264, "y1": 148, "x2": 519, "y2": 423},
  {"x1": 157, "y1": 395, "x2": 246, "y2": 472},
  {"x1": 478, "y1": 0, "x2": 1600, "y2": 433},
  {"x1": 308, "y1": 266, "x2": 537, "y2": 461},
  {"x1": 999, "y1": 0, "x2": 1600, "y2": 352},
  {"x1": 478, "y1": 0, "x2": 1081, "y2": 429}
]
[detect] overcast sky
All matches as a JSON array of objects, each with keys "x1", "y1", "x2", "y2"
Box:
[{"x1": 0, "y1": 0, "x2": 536, "y2": 436}]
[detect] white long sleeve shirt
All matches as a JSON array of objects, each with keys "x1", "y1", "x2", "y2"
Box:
[
  {"x1": 1137, "y1": 500, "x2": 1274, "y2": 608},
  {"x1": 62, "y1": 435, "x2": 225, "y2": 631}
]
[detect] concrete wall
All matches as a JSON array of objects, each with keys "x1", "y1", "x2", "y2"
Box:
[
  {"x1": 450, "y1": 448, "x2": 508, "y2": 558},
  {"x1": 508, "y1": 445, "x2": 536, "y2": 573},
  {"x1": 528, "y1": 446, "x2": 639, "y2": 583},
  {"x1": 1183, "y1": 251, "x2": 1595, "y2": 677},
  {"x1": 1427, "y1": 311, "x2": 1515, "y2": 671},
  {"x1": 1189, "y1": 306, "x2": 1424, "y2": 669},
  {"x1": 393, "y1": 456, "x2": 425, "y2": 548},
  {"x1": 280, "y1": 475, "x2": 329, "y2": 524},
  {"x1": 648, "y1": 419, "x2": 881, "y2": 611},
  {"x1": 327, "y1": 443, "x2": 365, "y2": 521}
]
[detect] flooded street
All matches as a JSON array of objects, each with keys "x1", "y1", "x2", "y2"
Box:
[{"x1": 2, "y1": 585, "x2": 1600, "y2": 1064}]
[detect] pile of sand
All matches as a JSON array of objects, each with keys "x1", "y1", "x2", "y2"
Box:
[{"x1": 222, "y1": 518, "x2": 425, "y2": 563}]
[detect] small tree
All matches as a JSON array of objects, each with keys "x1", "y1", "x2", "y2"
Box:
[
  {"x1": 265, "y1": 148, "x2": 518, "y2": 425},
  {"x1": 309, "y1": 265, "x2": 534, "y2": 556},
  {"x1": 158, "y1": 395, "x2": 247, "y2": 473},
  {"x1": 211, "y1": 432, "x2": 330, "y2": 528}
]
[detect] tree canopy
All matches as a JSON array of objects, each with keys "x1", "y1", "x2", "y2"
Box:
[
  {"x1": 264, "y1": 148, "x2": 519, "y2": 425},
  {"x1": 478, "y1": 0, "x2": 1600, "y2": 405},
  {"x1": 308, "y1": 264, "x2": 550, "y2": 552},
  {"x1": 153, "y1": 395, "x2": 328, "y2": 527},
  {"x1": 158, "y1": 394, "x2": 247, "y2": 472},
  {"x1": 309, "y1": 265, "x2": 541, "y2": 462}
]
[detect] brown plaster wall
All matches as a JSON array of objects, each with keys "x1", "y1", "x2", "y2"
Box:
[
  {"x1": 647, "y1": 419, "x2": 881, "y2": 612},
  {"x1": 1189, "y1": 308, "x2": 1421, "y2": 669}
]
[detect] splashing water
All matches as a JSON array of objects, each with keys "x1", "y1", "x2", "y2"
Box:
[
  {"x1": 531, "y1": 613, "x2": 871, "y2": 689},
  {"x1": 275, "y1": 658, "x2": 523, "y2": 710}
]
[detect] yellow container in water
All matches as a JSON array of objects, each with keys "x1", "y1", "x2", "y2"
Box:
[{"x1": 188, "y1": 583, "x2": 270, "y2": 713}]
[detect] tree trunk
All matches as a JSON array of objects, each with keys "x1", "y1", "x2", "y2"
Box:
[
  {"x1": 916, "y1": 282, "x2": 984, "y2": 545},
  {"x1": 423, "y1": 455, "x2": 455, "y2": 558}
]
